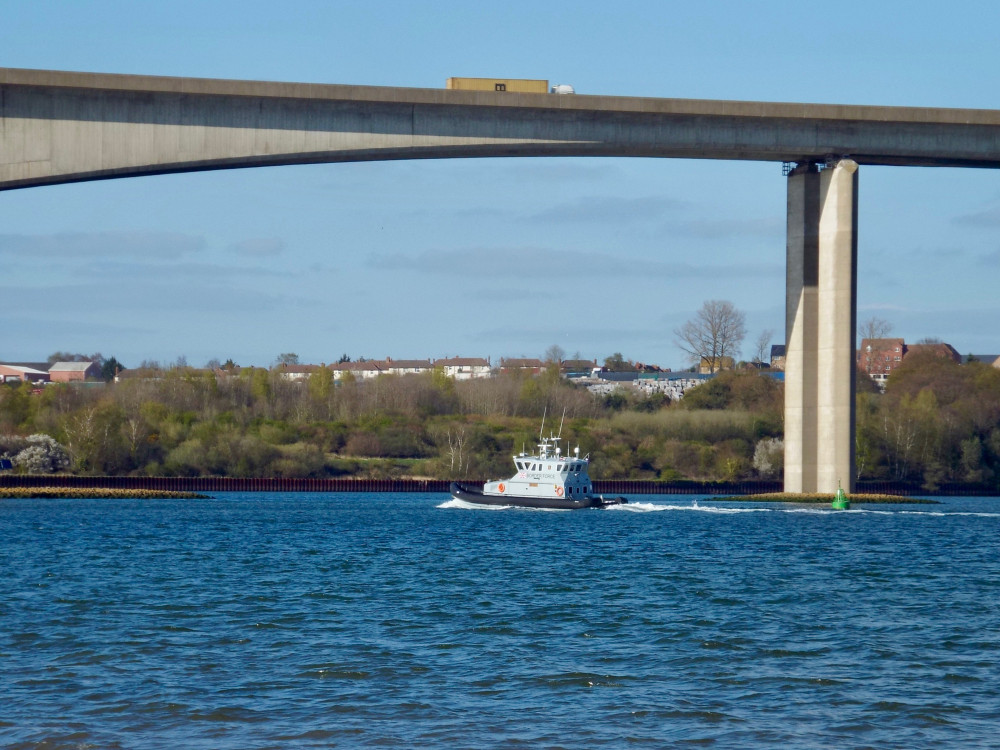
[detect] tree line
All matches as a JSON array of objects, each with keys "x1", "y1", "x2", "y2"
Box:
[
  {"x1": 2, "y1": 348, "x2": 998, "y2": 491},
  {"x1": 1, "y1": 365, "x2": 782, "y2": 483}
]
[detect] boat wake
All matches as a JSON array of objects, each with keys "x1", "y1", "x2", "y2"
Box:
[
  {"x1": 439, "y1": 498, "x2": 1000, "y2": 517},
  {"x1": 601, "y1": 502, "x2": 1000, "y2": 517},
  {"x1": 608, "y1": 502, "x2": 774, "y2": 513}
]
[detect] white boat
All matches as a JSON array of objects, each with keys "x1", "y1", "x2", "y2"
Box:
[{"x1": 449, "y1": 424, "x2": 626, "y2": 510}]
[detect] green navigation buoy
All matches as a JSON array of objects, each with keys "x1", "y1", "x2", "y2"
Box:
[{"x1": 831, "y1": 481, "x2": 850, "y2": 510}]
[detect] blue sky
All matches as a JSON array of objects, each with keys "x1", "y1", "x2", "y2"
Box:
[{"x1": 3, "y1": 1, "x2": 1000, "y2": 369}]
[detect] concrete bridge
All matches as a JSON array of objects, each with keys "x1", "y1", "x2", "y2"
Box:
[{"x1": 4, "y1": 67, "x2": 1000, "y2": 493}]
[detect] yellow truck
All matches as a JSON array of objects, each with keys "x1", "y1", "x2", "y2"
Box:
[{"x1": 446, "y1": 78, "x2": 574, "y2": 94}]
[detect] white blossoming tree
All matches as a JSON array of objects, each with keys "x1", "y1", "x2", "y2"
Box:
[{"x1": 10, "y1": 434, "x2": 71, "y2": 474}]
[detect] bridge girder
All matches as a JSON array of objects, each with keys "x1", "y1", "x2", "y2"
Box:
[{"x1": 3, "y1": 67, "x2": 1000, "y2": 191}]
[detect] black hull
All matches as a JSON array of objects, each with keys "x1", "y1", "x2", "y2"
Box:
[{"x1": 449, "y1": 482, "x2": 626, "y2": 510}]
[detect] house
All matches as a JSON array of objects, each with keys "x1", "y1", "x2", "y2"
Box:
[
  {"x1": 634, "y1": 361, "x2": 668, "y2": 374},
  {"x1": 858, "y1": 338, "x2": 905, "y2": 384},
  {"x1": 380, "y1": 358, "x2": 432, "y2": 377},
  {"x1": 115, "y1": 367, "x2": 163, "y2": 382},
  {"x1": 435, "y1": 356, "x2": 491, "y2": 380},
  {"x1": 699, "y1": 356, "x2": 735, "y2": 374},
  {"x1": 499, "y1": 358, "x2": 545, "y2": 375},
  {"x1": 329, "y1": 360, "x2": 384, "y2": 381},
  {"x1": 560, "y1": 359, "x2": 599, "y2": 378},
  {"x1": 905, "y1": 342, "x2": 961, "y2": 364},
  {"x1": 962, "y1": 354, "x2": 1000, "y2": 366},
  {"x1": 274, "y1": 364, "x2": 320, "y2": 382},
  {"x1": 49, "y1": 361, "x2": 101, "y2": 382},
  {"x1": 769, "y1": 345, "x2": 785, "y2": 371}
]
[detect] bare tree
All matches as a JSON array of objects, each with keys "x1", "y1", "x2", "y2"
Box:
[
  {"x1": 752, "y1": 329, "x2": 774, "y2": 365},
  {"x1": 543, "y1": 344, "x2": 565, "y2": 365},
  {"x1": 674, "y1": 300, "x2": 746, "y2": 373},
  {"x1": 859, "y1": 316, "x2": 892, "y2": 343}
]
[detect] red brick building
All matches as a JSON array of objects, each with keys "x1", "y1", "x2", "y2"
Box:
[
  {"x1": 48, "y1": 361, "x2": 100, "y2": 382},
  {"x1": 858, "y1": 338, "x2": 905, "y2": 382}
]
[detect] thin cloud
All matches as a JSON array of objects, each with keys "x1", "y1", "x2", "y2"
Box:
[
  {"x1": 668, "y1": 217, "x2": 784, "y2": 240},
  {"x1": 977, "y1": 249, "x2": 1000, "y2": 266},
  {"x1": 504, "y1": 162, "x2": 623, "y2": 182},
  {"x1": 952, "y1": 204, "x2": 1000, "y2": 227},
  {"x1": 228, "y1": 237, "x2": 286, "y2": 257},
  {"x1": 0, "y1": 231, "x2": 205, "y2": 259},
  {"x1": 368, "y1": 246, "x2": 779, "y2": 280},
  {"x1": 0, "y1": 280, "x2": 288, "y2": 314},
  {"x1": 527, "y1": 196, "x2": 685, "y2": 224},
  {"x1": 75, "y1": 260, "x2": 294, "y2": 281},
  {"x1": 479, "y1": 324, "x2": 661, "y2": 343},
  {"x1": 858, "y1": 303, "x2": 911, "y2": 312}
]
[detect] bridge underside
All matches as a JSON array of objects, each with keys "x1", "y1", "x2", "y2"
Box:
[
  {"x1": 4, "y1": 67, "x2": 1000, "y2": 191},
  {"x1": 3, "y1": 68, "x2": 1000, "y2": 494}
]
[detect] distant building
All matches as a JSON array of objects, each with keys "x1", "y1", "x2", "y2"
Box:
[
  {"x1": 500, "y1": 358, "x2": 545, "y2": 375},
  {"x1": 858, "y1": 338, "x2": 905, "y2": 385},
  {"x1": 634, "y1": 361, "x2": 668, "y2": 374},
  {"x1": 857, "y1": 338, "x2": 966, "y2": 388},
  {"x1": 699, "y1": 356, "x2": 735, "y2": 374},
  {"x1": 435, "y1": 357, "x2": 491, "y2": 380},
  {"x1": 905, "y1": 342, "x2": 960, "y2": 364},
  {"x1": 560, "y1": 358, "x2": 599, "y2": 378},
  {"x1": 328, "y1": 358, "x2": 432, "y2": 380},
  {"x1": 329, "y1": 360, "x2": 383, "y2": 381},
  {"x1": 0, "y1": 363, "x2": 50, "y2": 383},
  {"x1": 381, "y1": 358, "x2": 433, "y2": 377},
  {"x1": 274, "y1": 364, "x2": 320, "y2": 382},
  {"x1": 962, "y1": 354, "x2": 1000, "y2": 366},
  {"x1": 769, "y1": 345, "x2": 785, "y2": 371},
  {"x1": 49, "y1": 361, "x2": 100, "y2": 382}
]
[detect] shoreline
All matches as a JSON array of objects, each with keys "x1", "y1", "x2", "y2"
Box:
[
  {"x1": 714, "y1": 493, "x2": 939, "y2": 504},
  {"x1": 1, "y1": 487, "x2": 942, "y2": 502},
  {"x1": 0, "y1": 488, "x2": 209, "y2": 500},
  {"x1": 2, "y1": 475, "x2": 995, "y2": 497}
]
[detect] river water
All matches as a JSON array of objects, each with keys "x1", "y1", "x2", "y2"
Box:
[{"x1": 2, "y1": 493, "x2": 998, "y2": 749}]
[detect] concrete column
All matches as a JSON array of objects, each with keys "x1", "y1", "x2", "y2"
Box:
[{"x1": 784, "y1": 160, "x2": 858, "y2": 493}]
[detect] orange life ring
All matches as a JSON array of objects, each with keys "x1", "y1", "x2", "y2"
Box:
[
  {"x1": 498, "y1": 483, "x2": 505, "y2": 493},
  {"x1": 555, "y1": 486, "x2": 563, "y2": 496}
]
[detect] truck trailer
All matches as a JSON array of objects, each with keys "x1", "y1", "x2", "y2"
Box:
[
  {"x1": 446, "y1": 77, "x2": 549, "y2": 93},
  {"x1": 445, "y1": 78, "x2": 575, "y2": 95}
]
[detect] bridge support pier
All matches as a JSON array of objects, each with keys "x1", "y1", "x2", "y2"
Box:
[{"x1": 784, "y1": 160, "x2": 858, "y2": 493}]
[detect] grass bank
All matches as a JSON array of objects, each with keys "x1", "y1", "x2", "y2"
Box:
[{"x1": 0, "y1": 488, "x2": 209, "y2": 500}]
